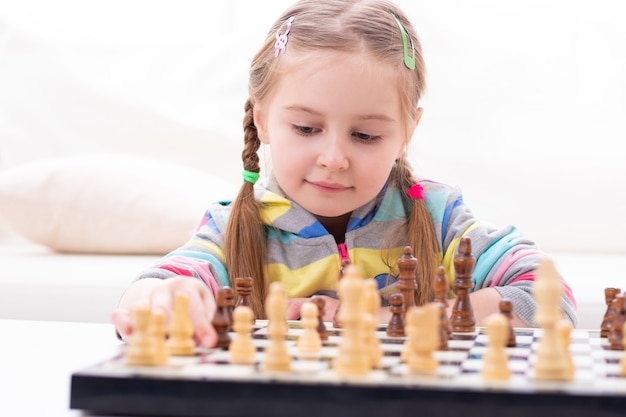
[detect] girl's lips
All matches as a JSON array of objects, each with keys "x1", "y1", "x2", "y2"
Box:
[{"x1": 307, "y1": 180, "x2": 351, "y2": 192}]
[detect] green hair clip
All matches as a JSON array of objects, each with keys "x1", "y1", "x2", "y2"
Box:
[
  {"x1": 242, "y1": 170, "x2": 260, "y2": 185},
  {"x1": 392, "y1": 14, "x2": 415, "y2": 71}
]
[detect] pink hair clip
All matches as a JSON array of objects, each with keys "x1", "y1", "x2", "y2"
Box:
[
  {"x1": 407, "y1": 183, "x2": 424, "y2": 199},
  {"x1": 274, "y1": 16, "x2": 295, "y2": 57}
]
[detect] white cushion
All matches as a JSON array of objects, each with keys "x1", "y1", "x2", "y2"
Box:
[{"x1": 0, "y1": 154, "x2": 236, "y2": 254}]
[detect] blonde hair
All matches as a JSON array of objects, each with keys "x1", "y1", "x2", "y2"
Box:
[{"x1": 224, "y1": 0, "x2": 439, "y2": 317}]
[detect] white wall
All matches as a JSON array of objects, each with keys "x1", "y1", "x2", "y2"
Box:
[{"x1": 1, "y1": 0, "x2": 625, "y2": 253}]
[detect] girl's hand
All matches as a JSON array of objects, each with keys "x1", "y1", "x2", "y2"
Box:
[
  {"x1": 287, "y1": 295, "x2": 339, "y2": 321},
  {"x1": 111, "y1": 276, "x2": 217, "y2": 348}
]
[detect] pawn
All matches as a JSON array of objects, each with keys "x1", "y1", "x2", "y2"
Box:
[
  {"x1": 167, "y1": 293, "x2": 195, "y2": 356},
  {"x1": 333, "y1": 259, "x2": 351, "y2": 329},
  {"x1": 310, "y1": 295, "x2": 329, "y2": 341},
  {"x1": 126, "y1": 306, "x2": 157, "y2": 366},
  {"x1": 609, "y1": 294, "x2": 626, "y2": 351},
  {"x1": 150, "y1": 310, "x2": 169, "y2": 365},
  {"x1": 436, "y1": 302, "x2": 449, "y2": 351},
  {"x1": 499, "y1": 299, "x2": 517, "y2": 347},
  {"x1": 386, "y1": 293, "x2": 405, "y2": 337},
  {"x1": 433, "y1": 266, "x2": 452, "y2": 337},
  {"x1": 262, "y1": 282, "x2": 291, "y2": 373},
  {"x1": 362, "y1": 279, "x2": 382, "y2": 368},
  {"x1": 229, "y1": 306, "x2": 256, "y2": 365},
  {"x1": 404, "y1": 303, "x2": 440, "y2": 374},
  {"x1": 482, "y1": 314, "x2": 511, "y2": 381},
  {"x1": 212, "y1": 287, "x2": 233, "y2": 349},
  {"x1": 297, "y1": 302, "x2": 323, "y2": 359},
  {"x1": 620, "y1": 322, "x2": 626, "y2": 377},
  {"x1": 557, "y1": 319, "x2": 575, "y2": 379}
]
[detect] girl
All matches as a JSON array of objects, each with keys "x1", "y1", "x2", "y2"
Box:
[{"x1": 113, "y1": 0, "x2": 577, "y2": 347}]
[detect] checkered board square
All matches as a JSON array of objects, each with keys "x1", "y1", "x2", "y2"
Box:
[{"x1": 70, "y1": 321, "x2": 626, "y2": 417}]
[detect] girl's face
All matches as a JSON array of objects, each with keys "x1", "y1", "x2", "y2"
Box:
[{"x1": 254, "y1": 50, "x2": 416, "y2": 219}]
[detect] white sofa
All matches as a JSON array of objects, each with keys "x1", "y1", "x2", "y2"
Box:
[{"x1": 1, "y1": 1, "x2": 624, "y2": 330}]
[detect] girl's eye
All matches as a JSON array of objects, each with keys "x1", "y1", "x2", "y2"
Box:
[
  {"x1": 293, "y1": 125, "x2": 319, "y2": 135},
  {"x1": 353, "y1": 132, "x2": 382, "y2": 142}
]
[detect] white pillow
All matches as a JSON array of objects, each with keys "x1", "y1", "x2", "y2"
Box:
[{"x1": 0, "y1": 154, "x2": 237, "y2": 254}]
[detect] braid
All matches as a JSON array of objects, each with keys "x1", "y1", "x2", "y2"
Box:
[
  {"x1": 391, "y1": 157, "x2": 439, "y2": 306},
  {"x1": 223, "y1": 99, "x2": 268, "y2": 318}
]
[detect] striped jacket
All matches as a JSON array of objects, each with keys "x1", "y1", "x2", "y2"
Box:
[{"x1": 137, "y1": 176, "x2": 577, "y2": 327}]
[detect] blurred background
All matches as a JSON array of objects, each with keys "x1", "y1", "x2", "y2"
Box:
[{"x1": 1, "y1": 0, "x2": 625, "y2": 253}]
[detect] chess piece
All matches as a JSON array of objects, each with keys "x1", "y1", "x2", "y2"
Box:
[
  {"x1": 619, "y1": 323, "x2": 626, "y2": 376},
  {"x1": 533, "y1": 258, "x2": 571, "y2": 381},
  {"x1": 482, "y1": 313, "x2": 511, "y2": 381},
  {"x1": 386, "y1": 293, "x2": 406, "y2": 337},
  {"x1": 262, "y1": 282, "x2": 291, "y2": 373},
  {"x1": 557, "y1": 318, "x2": 575, "y2": 379},
  {"x1": 167, "y1": 293, "x2": 195, "y2": 356},
  {"x1": 212, "y1": 287, "x2": 232, "y2": 349},
  {"x1": 150, "y1": 310, "x2": 169, "y2": 365},
  {"x1": 362, "y1": 279, "x2": 382, "y2": 368},
  {"x1": 449, "y1": 237, "x2": 476, "y2": 333},
  {"x1": 404, "y1": 303, "x2": 439, "y2": 374},
  {"x1": 126, "y1": 306, "x2": 157, "y2": 366},
  {"x1": 235, "y1": 276, "x2": 256, "y2": 322},
  {"x1": 601, "y1": 287, "x2": 621, "y2": 338},
  {"x1": 397, "y1": 246, "x2": 418, "y2": 314},
  {"x1": 297, "y1": 302, "x2": 323, "y2": 359},
  {"x1": 229, "y1": 305, "x2": 256, "y2": 365},
  {"x1": 434, "y1": 266, "x2": 452, "y2": 337},
  {"x1": 311, "y1": 295, "x2": 329, "y2": 341},
  {"x1": 333, "y1": 259, "x2": 351, "y2": 329},
  {"x1": 223, "y1": 286, "x2": 236, "y2": 326},
  {"x1": 499, "y1": 298, "x2": 517, "y2": 347},
  {"x1": 609, "y1": 294, "x2": 626, "y2": 351},
  {"x1": 333, "y1": 265, "x2": 370, "y2": 376},
  {"x1": 436, "y1": 302, "x2": 448, "y2": 351}
]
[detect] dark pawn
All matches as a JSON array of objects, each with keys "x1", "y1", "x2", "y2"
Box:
[
  {"x1": 333, "y1": 259, "x2": 351, "y2": 329},
  {"x1": 433, "y1": 266, "x2": 452, "y2": 337},
  {"x1": 608, "y1": 294, "x2": 625, "y2": 350},
  {"x1": 311, "y1": 295, "x2": 329, "y2": 341},
  {"x1": 386, "y1": 293, "x2": 406, "y2": 337},
  {"x1": 499, "y1": 298, "x2": 516, "y2": 347},
  {"x1": 601, "y1": 287, "x2": 621, "y2": 338},
  {"x1": 211, "y1": 288, "x2": 232, "y2": 349}
]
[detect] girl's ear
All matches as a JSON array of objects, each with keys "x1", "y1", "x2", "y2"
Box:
[
  {"x1": 398, "y1": 107, "x2": 424, "y2": 159},
  {"x1": 252, "y1": 101, "x2": 269, "y2": 144}
]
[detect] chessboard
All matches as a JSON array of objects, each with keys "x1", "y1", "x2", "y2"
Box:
[{"x1": 70, "y1": 320, "x2": 626, "y2": 417}]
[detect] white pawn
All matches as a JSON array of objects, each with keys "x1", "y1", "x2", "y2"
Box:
[
  {"x1": 262, "y1": 282, "x2": 291, "y2": 373},
  {"x1": 362, "y1": 279, "x2": 382, "y2": 368},
  {"x1": 126, "y1": 306, "x2": 157, "y2": 366},
  {"x1": 229, "y1": 306, "x2": 256, "y2": 365},
  {"x1": 297, "y1": 302, "x2": 322, "y2": 359},
  {"x1": 405, "y1": 303, "x2": 439, "y2": 374},
  {"x1": 482, "y1": 313, "x2": 511, "y2": 381}
]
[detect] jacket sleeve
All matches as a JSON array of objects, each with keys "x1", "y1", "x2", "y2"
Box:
[
  {"x1": 134, "y1": 201, "x2": 232, "y2": 297},
  {"x1": 425, "y1": 181, "x2": 577, "y2": 327}
]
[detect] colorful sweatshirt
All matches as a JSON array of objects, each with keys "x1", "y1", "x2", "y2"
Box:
[{"x1": 137, "y1": 176, "x2": 577, "y2": 327}]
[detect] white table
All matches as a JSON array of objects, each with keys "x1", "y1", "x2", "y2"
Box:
[{"x1": 0, "y1": 319, "x2": 125, "y2": 417}]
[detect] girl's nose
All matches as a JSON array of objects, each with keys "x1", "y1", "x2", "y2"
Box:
[{"x1": 317, "y1": 135, "x2": 349, "y2": 171}]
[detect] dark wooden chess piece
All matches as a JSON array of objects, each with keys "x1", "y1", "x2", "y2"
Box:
[
  {"x1": 311, "y1": 295, "x2": 329, "y2": 341},
  {"x1": 433, "y1": 265, "x2": 452, "y2": 337},
  {"x1": 386, "y1": 293, "x2": 406, "y2": 337},
  {"x1": 449, "y1": 237, "x2": 476, "y2": 333},
  {"x1": 222, "y1": 285, "x2": 235, "y2": 327},
  {"x1": 608, "y1": 293, "x2": 625, "y2": 350},
  {"x1": 234, "y1": 276, "x2": 255, "y2": 322},
  {"x1": 396, "y1": 246, "x2": 417, "y2": 315},
  {"x1": 601, "y1": 287, "x2": 621, "y2": 338},
  {"x1": 499, "y1": 298, "x2": 517, "y2": 347},
  {"x1": 211, "y1": 287, "x2": 232, "y2": 349},
  {"x1": 333, "y1": 259, "x2": 351, "y2": 329}
]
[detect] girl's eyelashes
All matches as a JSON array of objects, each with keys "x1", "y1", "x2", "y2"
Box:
[
  {"x1": 292, "y1": 124, "x2": 382, "y2": 143},
  {"x1": 352, "y1": 132, "x2": 382, "y2": 143},
  {"x1": 292, "y1": 124, "x2": 320, "y2": 136}
]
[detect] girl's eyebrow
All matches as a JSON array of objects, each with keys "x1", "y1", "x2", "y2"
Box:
[{"x1": 283, "y1": 105, "x2": 396, "y2": 122}]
